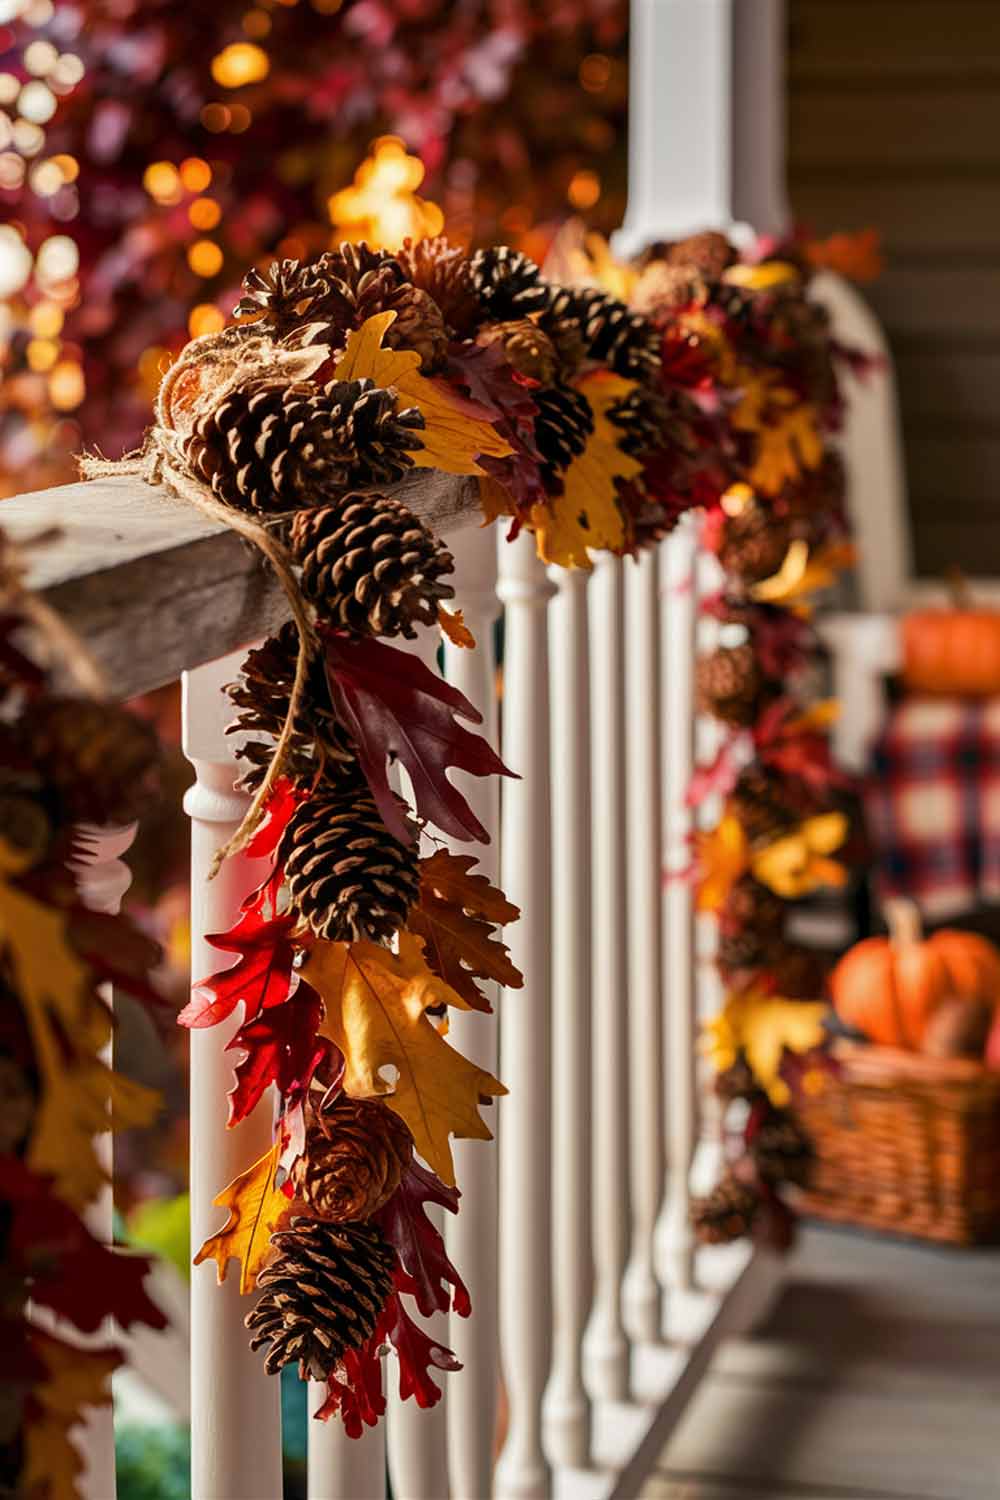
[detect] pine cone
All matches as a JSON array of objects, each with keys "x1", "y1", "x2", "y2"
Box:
[
  {"x1": 226, "y1": 623, "x2": 355, "y2": 790},
  {"x1": 717, "y1": 876, "x2": 786, "y2": 971},
  {"x1": 534, "y1": 384, "x2": 594, "y2": 485},
  {"x1": 537, "y1": 287, "x2": 589, "y2": 373},
  {"x1": 695, "y1": 644, "x2": 763, "y2": 728},
  {"x1": 377, "y1": 282, "x2": 449, "y2": 372},
  {"x1": 730, "y1": 766, "x2": 795, "y2": 848},
  {"x1": 691, "y1": 1173, "x2": 759, "y2": 1245},
  {"x1": 718, "y1": 503, "x2": 792, "y2": 584},
  {"x1": 184, "y1": 376, "x2": 425, "y2": 514},
  {"x1": 0, "y1": 1055, "x2": 34, "y2": 1155},
  {"x1": 715, "y1": 1054, "x2": 760, "y2": 1103},
  {"x1": 25, "y1": 699, "x2": 160, "y2": 826},
  {"x1": 234, "y1": 258, "x2": 330, "y2": 334},
  {"x1": 280, "y1": 764, "x2": 419, "y2": 944},
  {"x1": 293, "y1": 1096, "x2": 412, "y2": 1221},
  {"x1": 246, "y1": 1217, "x2": 395, "y2": 1379},
  {"x1": 666, "y1": 231, "x2": 735, "y2": 281},
  {"x1": 396, "y1": 237, "x2": 481, "y2": 337},
  {"x1": 470, "y1": 246, "x2": 549, "y2": 318},
  {"x1": 289, "y1": 494, "x2": 455, "y2": 638},
  {"x1": 475, "y1": 318, "x2": 559, "y2": 384},
  {"x1": 607, "y1": 384, "x2": 670, "y2": 457},
  {"x1": 750, "y1": 1114, "x2": 814, "y2": 1188},
  {"x1": 570, "y1": 286, "x2": 660, "y2": 380}
]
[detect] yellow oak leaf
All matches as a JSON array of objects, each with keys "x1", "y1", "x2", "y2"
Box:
[
  {"x1": 750, "y1": 399, "x2": 823, "y2": 496},
  {"x1": 704, "y1": 990, "x2": 828, "y2": 1105},
  {"x1": 752, "y1": 538, "x2": 855, "y2": 608},
  {"x1": 194, "y1": 1140, "x2": 294, "y2": 1294},
  {"x1": 302, "y1": 933, "x2": 507, "y2": 1187},
  {"x1": 438, "y1": 605, "x2": 476, "y2": 650},
  {"x1": 22, "y1": 1334, "x2": 120, "y2": 1500},
  {"x1": 750, "y1": 811, "x2": 849, "y2": 900},
  {"x1": 334, "y1": 311, "x2": 513, "y2": 475},
  {"x1": 722, "y1": 260, "x2": 801, "y2": 291},
  {"x1": 529, "y1": 369, "x2": 643, "y2": 569},
  {"x1": 694, "y1": 814, "x2": 749, "y2": 912},
  {"x1": 478, "y1": 474, "x2": 515, "y2": 524}
]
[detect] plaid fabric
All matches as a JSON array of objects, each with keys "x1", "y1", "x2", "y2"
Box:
[{"x1": 865, "y1": 697, "x2": 1000, "y2": 919}]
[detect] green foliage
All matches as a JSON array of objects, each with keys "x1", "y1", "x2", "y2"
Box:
[
  {"x1": 115, "y1": 1423, "x2": 190, "y2": 1500},
  {"x1": 126, "y1": 1192, "x2": 191, "y2": 1282}
]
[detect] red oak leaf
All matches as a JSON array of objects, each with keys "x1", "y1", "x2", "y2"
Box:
[
  {"x1": 374, "y1": 1158, "x2": 469, "y2": 1318},
  {"x1": 179, "y1": 904, "x2": 297, "y2": 1029},
  {"x1": 445, "y1": 341, "x2": 546, "y2": 515},
  {"x1": 322, "y1": 629, "x2": 515, "y2": 845},
  {"x1": 407, "y1": 849, "x2": 522, "y2": 1012},
  {"x1": 227, "y1": 983, "x2": 326, "y2": 1126},
  {"x1": 0, "y1": 1158, "x2": 166, "y2": 1335},
  {"x1": 315, "y1": 1341, "x2": 387, "y2": 1437},
  {"x1": 244, "y1": 778, "x2": 301, "y2": 860},
  {"x1": 382, "y1": 1294, "x2": 461, "y2": 1409}
]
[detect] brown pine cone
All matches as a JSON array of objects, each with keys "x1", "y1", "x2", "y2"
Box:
[
  {"x1": 234, "y1": 258, "x2": 330, "y2": 334},
  {"x1": 279, "y1": 762, "x2": 419, "y2": 944},
  {"x1": 0, "y1": 1055, "x2": 35, "y2": 1155},
  {"x1": 376, "y1": 282, "x2": 449, "y2": 372},
  {"x1": 730, "y1": 766, "x2": 796, "y2": 848},
  {"x1": 534, "y1": 383, "x2": 594, "y2": 485},
  {"x1": 666, "y1": 231, "x2": 736, "y2": 281},
  {"x1": 537, "y1": 287, "x2": 589, "y2": 373},
  {"x1": 475, "y1": 318, "x2": 560, "y2": 384},
  {"x1": 246, "y1": 1217, "x2": 395, "y2": 1379},
  {"x1": 607, "y1": 384, "x2": 671, "y2": 457},
  {"x1": 25, "y1": 698, "x2": 160, "y2": 826},
  {"x1": 715, "y1": 1054, "x2": 760, "y2": 1103},
  {"x1": 289, "y1": 494, "x2": 455, "y2": 638},
  {"x1": 750, "y1": 1113, "x2": 814, "y2": 1188},
  {"x1": 695, "y1": 644, "x2": 763, "y2": 728},
  {"x1": 567, "y1": 285, "x2": 660, "y2": 380},
  {"x1": 293, "y1": 1096, "x2": 412, "y2": 1221},
  {"x1": 691, "y1": 1173, "x2": 759, "y2": 1245},
  {"x1": 718, "y1": 502, "x2": 792, "y2": 584},
  {"x1": 183, "y1": 376, "x2": 425, "y2": 514},
  {"x1": 226, "y1": 623, "x2": 355, "y2": 790},
  {"x1": 470, "y1": 245, "x2": 549, "y2": 318},
  {"x1": 717, "y1": 876, "x2": 786, "y2": 974},
  {"x1": 396, "y1": 236, "x2": 481, "y2": 337}
]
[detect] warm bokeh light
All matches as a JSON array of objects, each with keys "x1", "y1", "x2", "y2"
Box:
[
  {"x1": 567, "y1": 168, "x2": 601, "y2": 210},
  {"x1": 137, "y1": 344, "x2": 171, "y2": 397},
  {"x1": 26, "y1": 335, "x2": 58, "y2": 371},
  {"x1": 0, "y1": 225, "x2": 32, "y2": 297},
  {"x1": 18, "y1": 78, "x2": 56, "y2": 122},
  {"x1": 29, "y1": 300, "x2": 62, "y2": 337},
  {"x1": 180, "y1": 156, "x2": 212, "y2": 192},
  {"x1": 143, "y1": 160, "x2": 182, "y2": 204},
  {"x1": 211, "y1": 42, "x2": 270, "y2": 88},
  {"x1": 242, "y1": 8, "x2": 271, "y2": 36},
  {"x1": 328, "y1": 136, "x2": 443, "y2": 252},
  {"x1": 189, "y1": 196, "x2": 222, "y2": 230},
  {"x1": 579, "y1": 52, "x2": 611, "y2": 91},
  {"x1": 188, "y1": 239, "x2": 224, "y2": 277},
  {"x1": 227, "y1": 103, "x2": 252, "y2": 132},
  {"x1": 48, "y1": 356, "x2": 84, "y2": 409},
  {"x1": 48, "y1": 152, "x2": 78, "y2": 182},
  {"x1": 200, "y1": 103, "x2": 230, "y2": 132},
  {"x1": 188, "y1": 302, "x2": 225, "y2": 337},
  {"x1": 34, "y1": 233, "x2": 78, "y2": 285}
]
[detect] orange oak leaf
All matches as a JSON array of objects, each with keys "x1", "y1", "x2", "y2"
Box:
[
  {"x1": 407, "y1": 850, "x2": 522, "y2": 1012},
  {"x1": 437, "y1": 606, "x2": 476, "y2": 651},
  {"x1": 193, "y1": 1140, "x2": 295, "y2": 1294},
  {"x1": 529, "y1": 369, "x2": 643, "y2": 569},
  {"x1": 302, "y1": 933, "x2": 506, "y2": 1187},
  {"x1": 478, "y1": 474, "x2": 516, "y2": 524},
  {"x1": 334, "y1": 312, "x2": 513, "y2": 475}
]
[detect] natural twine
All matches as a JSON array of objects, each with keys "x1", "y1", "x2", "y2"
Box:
[{"x1": 79, "y1": 327, "x2": 326, "y2": 876}]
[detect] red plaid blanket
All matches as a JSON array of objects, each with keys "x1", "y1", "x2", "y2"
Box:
[{"x1": 865, "y1": 698, "x2": 1000, "y2": 919}]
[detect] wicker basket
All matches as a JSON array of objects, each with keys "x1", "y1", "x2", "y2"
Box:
[{"x1": 796, "y1": 1040, "x2": 1000, "y2": 1245}]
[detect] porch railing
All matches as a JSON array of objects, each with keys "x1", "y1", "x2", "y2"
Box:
[{"x1": 6, "y1": 470, "x2": 782, "y2": 1500}]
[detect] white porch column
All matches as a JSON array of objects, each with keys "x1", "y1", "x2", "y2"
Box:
[
  {"x1": 615, "y1": 0, "x2": 789, "y2": 256},
  {"x1": 184, "y1": 652, "x2": 284, "y2": 1500}
]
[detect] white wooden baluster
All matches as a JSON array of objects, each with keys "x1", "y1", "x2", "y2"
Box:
[
  {"x1": 440, "y1": 523, "x2": 502, "y2": 1500},
  {"x1": 657, "y1": 524, "x2": 698, "y2": 1293},
  {"x1": 308, "y1": 1385, "x2": 386, "y2": 1500},
  {"x1": 72, "y1": 821, "x2": 137, "y2": 1500},
  {"x1": 386, "y1": 626, "x2": 451, "y2": 1500},
  {"x1": 541, "y1": 564, "x2": 593, "y2": 1469},
  {"x1": 495, "y1": 528, "x2": 555, "y2": 1500},
  {"x1": 183, "y1": 653, "x2": 284, "y2": 1500},
  {"x1": 622, "y1": 551, "x2": 665, "y2": 1345},
  {"x1": 583, "y1": 553, "x2": 630, "y2": 1405}
]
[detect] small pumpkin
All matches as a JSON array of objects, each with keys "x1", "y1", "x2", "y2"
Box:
[
  {"x1": 830, "y1": 900, "x2": 1000, "y2": 1049},
  {"x1": 902, "y1": 575, "x2": 1000, "y2": 698}
]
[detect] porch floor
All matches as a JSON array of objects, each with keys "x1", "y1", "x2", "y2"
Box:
[{"x1": 643, "y1": 1224, "x2": 1000, "y2": 1500}]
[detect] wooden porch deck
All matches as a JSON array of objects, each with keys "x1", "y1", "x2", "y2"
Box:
[{"x1": 644, "y1": 1225, "x2": 1000, "y2": 1500}]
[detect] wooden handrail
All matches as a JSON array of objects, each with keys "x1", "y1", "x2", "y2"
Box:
[{"x1": 2, "y1": 469, "x2": 478, "y2": 698}]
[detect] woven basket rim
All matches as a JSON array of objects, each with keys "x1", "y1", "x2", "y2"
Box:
[{"x1": 829, "y1": 1038, "x2": 1000, "y2": 1091}]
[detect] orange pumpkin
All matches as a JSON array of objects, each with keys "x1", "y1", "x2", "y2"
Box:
[
  {"x1": 830, "y1": 901, "x2": 1000, "y2": 1049},
  {"x1": 902, "y1": 590, "x2": 1000, "y2": 698}
]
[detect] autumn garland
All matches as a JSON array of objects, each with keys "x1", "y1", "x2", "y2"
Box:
[{"x1": 0, "y1": 531, "x2": 167, "y2": 1497}]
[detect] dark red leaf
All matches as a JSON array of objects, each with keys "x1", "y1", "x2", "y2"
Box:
[
  {"x1": 180, "y1": 901, "x2": 297, "y2": 1030},
  {"x1": 315, "y1": 1341, "x2": 387, "y2": 1437},
  {"x1": 382, "y1": 1294, "x2": 461, "y2": 1409},
  {"x1": 322, "y1": 630, "x2": 515, "y2": 845},
  {"x1": 374, "y1": 1159, "x2": 469, "y2": 1318},
  {"x1": 445, "y1": 341, "x2": 546, "y2": 515},
  {"x1": 227, "y1": 982, "x2": 326, "y2": 1126},
  {"x1": 67, "y1": 906, "x2": 166, "y2": 1016},
  {"x1": 0, "y1": 1158, "x2": 166, "y2": 1335}
]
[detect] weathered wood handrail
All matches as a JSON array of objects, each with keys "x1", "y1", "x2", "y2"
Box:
[{"x1": 2, "y1": 469, "x2": 477, "y2": 698}]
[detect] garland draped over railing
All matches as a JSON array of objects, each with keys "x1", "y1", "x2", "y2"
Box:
[{"x1": 4, "y1": 227, "x2": 872, "y2": 1489}]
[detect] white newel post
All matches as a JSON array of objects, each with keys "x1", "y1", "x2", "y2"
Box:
[
  {"x1": 441, "y1": 522, "x2": 502, "y2": 1500},
  {"x1": 73, "y1": 821, "x2": 137, "y2": 1500},
  {"x1": 583, "y1": 553, "x2": 630, "y2": 1405},
  {"x1": 542, "y1": 564, "x2": 593, "y2": 1470},
  {"x1": 183, "y1": 653, "x2": 284, "y2": 1500},
  {"x1": 622, "y1": 551, "x2": 665, "y2": 1344},
  {"x1": 495, "y1": 528, "x2": 555, "y2": 1500},
  {"x1": 658, "y1": 526, "x2": 698, "y2": 1292}
]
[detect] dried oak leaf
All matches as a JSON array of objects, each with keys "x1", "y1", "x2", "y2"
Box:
[
  {"x1": 704, "y1": 990, "x2": 828, "y2": 1106},
  {"x1": 374, "y1": 1157, "x2": 469, "y2": 1318},
  {"x1": 22, "y1": 1333, "x2": 121, "y2": 1500},
  {"x1": 323, "y1": 629, "x2": 515, "y2": 846},
  {"x1": 438, "y1": 605, "x2": 475, "y2": 650},
  {"x1": 333, "y1": 312, "x2": 513, "y2": 476},
  {"x1": 193, "y1": 1139, "x2": 295, "y2": 1294},
  {"x1": 529, "y1": 370, "x2": 644, "y2": 569},
  {"x1": 302, "y1": 933, "x2": 506, "y2": 1188},
  {"x1": 227, "y1": 982, "x2": 325, "y2": 1127},
  {"x1": 407, "y1": 849, "x2": 522, "y2": 1013}
]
